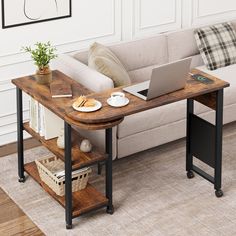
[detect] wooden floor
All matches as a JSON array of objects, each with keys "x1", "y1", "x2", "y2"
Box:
[
  {"x1": 0, "y1": 138, "x2": 40, "y2": 158},
  {"x1": 0, "y1": 187, "x2": 44, "y2": 236},
  {"x1": 0, "y1": 139, "x2": 43, "y2": 235}
]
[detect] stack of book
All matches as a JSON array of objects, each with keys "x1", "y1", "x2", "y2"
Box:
[{"x1": 29, "y1": 98, "x2": 64, "y2": 140}]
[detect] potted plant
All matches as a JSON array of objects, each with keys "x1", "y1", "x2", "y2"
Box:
[{"x1": 22, "y1": 42, "x2": 57, "y2": 84}]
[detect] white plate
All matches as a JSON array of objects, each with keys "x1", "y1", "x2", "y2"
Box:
[
  {"x1": 72, "y1": 100, "x2": 102, "y2": 112},
  {"x1": 107, "y1": 97, "x2": 129, "y2": 107}
]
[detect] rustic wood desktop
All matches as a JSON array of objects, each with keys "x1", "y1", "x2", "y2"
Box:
[{"x1": 12, "y1": 69, "x2": 229, "y2": 229}]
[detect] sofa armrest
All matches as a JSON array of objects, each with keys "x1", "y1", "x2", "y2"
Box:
[{"x1": 52, "y1": 54, "x2": 114, "y2": 92}]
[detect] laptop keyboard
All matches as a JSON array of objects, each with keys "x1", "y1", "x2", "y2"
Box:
[{"x1": 138, "y1": 89, "x2": 148, "y2": 97}]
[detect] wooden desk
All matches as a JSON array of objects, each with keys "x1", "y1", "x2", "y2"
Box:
[
  {"x1": 65, "y1": 68, "x2": 229, "y2": 197},
  {"x1": 12, "y1": 69, "x2": 229, "y2": 229},
  {"x1": 66, "y1": 69, "x2": 228, "y2": 123}
]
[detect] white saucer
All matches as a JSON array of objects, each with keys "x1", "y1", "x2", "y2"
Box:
[
  {"x1": 72, "y1": 100, "x2": 102, "y2": 112},
  {"x1": 107, "y1": 97, "x2": 129, "y2": 107}
]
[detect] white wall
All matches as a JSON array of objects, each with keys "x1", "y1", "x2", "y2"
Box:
[{"x1": 1, "y1": 0, "x2": 236, "y2": 145}]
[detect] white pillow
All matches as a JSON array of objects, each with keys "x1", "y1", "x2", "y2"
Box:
[{"x1": 88, "y1": 42, "x2": 131, "y2": 87}]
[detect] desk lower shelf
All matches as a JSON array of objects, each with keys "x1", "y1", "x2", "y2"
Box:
[{"x1": 25, "y1": 162, "x2": 108, "y2": 218}]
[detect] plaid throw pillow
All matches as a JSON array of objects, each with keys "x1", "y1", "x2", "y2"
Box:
[{"x1": 194, "y1": 22, "x2": 236, "y2": 70}]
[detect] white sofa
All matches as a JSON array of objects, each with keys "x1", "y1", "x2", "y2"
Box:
[{"x1": 53, "y1": 20, "x2": 236, "y2": 160}]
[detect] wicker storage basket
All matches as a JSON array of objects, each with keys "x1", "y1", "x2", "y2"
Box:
[{"x1": 35, "y1": 155, "x2": 92, "y2": 196}]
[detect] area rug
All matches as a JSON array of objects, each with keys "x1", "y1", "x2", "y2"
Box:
[{"x1": 1, "y1": 123, "x2": 236, "y2": 236}]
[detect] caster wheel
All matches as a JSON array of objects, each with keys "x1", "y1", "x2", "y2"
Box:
[
  {"x1": 187, "y1": 171, "x2": 194, "y2": 179},
  {"x1": 18, "y1": 177, "x2": 25, "y2": 183},
  {"x1": 66, "y1": 224, "x2": 72, "y2": 230},
  {"x1": 106, "y1": 205, "x2": 114, "y2": 215},
  {"x1": 215, "y1": 189, "x2": 223, "y2": 198}
]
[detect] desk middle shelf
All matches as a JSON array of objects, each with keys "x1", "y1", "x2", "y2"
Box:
[{"x1": 23, "y1": 122, "x2": 107, "y2": 170}]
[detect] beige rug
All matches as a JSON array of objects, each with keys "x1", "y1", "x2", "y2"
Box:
[{"x1": 1, "y1": 123, "x2": 236, "y2": 236}]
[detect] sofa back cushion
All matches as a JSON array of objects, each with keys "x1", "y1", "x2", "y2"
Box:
[
  {"x1": 167, "y1": 19, "x2": 236, "y2": 63},
  {"x1": 127, "y1": 54, "x2": 204, "y2": 83},
  {"x1": 73, "y1": 19, "x2": 236, "y2": 80},
  {"x1": 128, "y1": 64, "x2": 158, "y2": 83},
  {"x1": 231, "y1": 20, "x2": 236, "y2": 31},
  {"x1": 190, "y1": 54, "x2": 204, "y2": 68},
  {"x1": 74, "y1": 35, "x2": 168, "y2": 72},
  {"x1": 108, "y1": 35, "x2": 168, "y2": 71},
  {"x1": 167, "y1": 28, "x2": 199, "y2": 62}
]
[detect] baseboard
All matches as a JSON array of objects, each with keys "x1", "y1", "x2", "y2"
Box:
[{"x1": 0, "y1": 138, "x2": 41, "y2": 158}]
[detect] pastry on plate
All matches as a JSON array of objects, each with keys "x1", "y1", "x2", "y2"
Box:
[
  {"x1": 84, "y1": 98, "x2": 96, "y2": 107},
  {"x1": 73, "y1": 96, "x2": 87, "y2": 108},
  {"x1": 73, "y1": 96, "x2": 96, "y2": 108}
]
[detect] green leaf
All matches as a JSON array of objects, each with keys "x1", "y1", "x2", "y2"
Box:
[{"x1": 21, "y1": 41, "x2": 57, "y2": 69}]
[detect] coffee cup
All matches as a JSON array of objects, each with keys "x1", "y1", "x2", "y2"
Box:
[{"x1": 110, "y1": 92, "x2": 126, "y2": 105}]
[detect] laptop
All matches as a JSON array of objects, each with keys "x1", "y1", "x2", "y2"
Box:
[{"x1": 123, "y1": 58, "x2": 192, "y2": 100}]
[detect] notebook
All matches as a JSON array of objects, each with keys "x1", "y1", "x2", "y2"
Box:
[{"x1": 50, "y1": 80, "x2": 72, "y2": 98}]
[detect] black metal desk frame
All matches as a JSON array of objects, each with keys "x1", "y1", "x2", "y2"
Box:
[
  {"x1": 186, "y1": 89, "x2": 224, "y2": 197},
  {"x1": 16, "y1": 88, "x2": 114, "y2": 229},
  {"x1": 16, "y1": 87, "x2": 225, "y2": 229}
]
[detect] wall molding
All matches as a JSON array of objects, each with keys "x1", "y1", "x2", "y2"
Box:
[
  {"x1": 133, "y1": 0, "x2": 182, "y2": 38},
  {"x1": 0, "y1": 129, "x2": 17, "y2": 137},
  {"x1": 0, "y1": 0, "x2": 122, "y2": 67},
  {"x1": 0, "y1": 80, "x2": 15, "y2": 92},
  {"x1": 191, "y1": 0, "x2": 236, "y2": 26},
  {"x1": 0, "y1": 109, "x2": 28, "y2": 124},
  {"x1": 0, "y1": 109, "x2": 28, "y2": 119},
  {"x1": 0, "y1": 33, "x2": 119, "y2": 67},
  {"x1": 195, "y1": 0, "x2": 236, "y2": 18},
  {"x1": 138, "y1": 0, "x2": 177, "y2": 30}
]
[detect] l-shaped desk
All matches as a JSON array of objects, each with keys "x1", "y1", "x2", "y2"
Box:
[{"x1": 13, "y1": 69, "x2": 229, "y2": 229}]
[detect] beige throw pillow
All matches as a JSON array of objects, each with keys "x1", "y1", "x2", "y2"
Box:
[{"x1": 88, "y1": 42, "x2": 131, "y2": 87}]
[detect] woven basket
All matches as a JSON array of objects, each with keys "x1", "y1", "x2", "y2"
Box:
[{"x1": 35, "y1": 155, "x2": 92, "y2": 196}]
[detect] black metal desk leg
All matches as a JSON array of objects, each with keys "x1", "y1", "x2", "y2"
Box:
[
  {"x1": 64, "y1": 122, "x2": 73, "y2": 229},
  {"x1": 16, "y1": 88, "x2": 25, "y2": 183},
  {"x1": 105, "y1": 128, "x2": 114, "y2": 214},
  {"x1": 214, "y1": 89, "x2": 224, "y2": 198},
  {"x1": 186, "y1": 98, "x2": 194, "y2": 179}
]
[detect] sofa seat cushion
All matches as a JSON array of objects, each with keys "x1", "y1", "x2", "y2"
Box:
[
  {"x1": 118, "y1": 100, "x2": 187, "y2": 138},
  {"x1": 196, "y1": 63, "x2": 236, "y2": 106}
]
